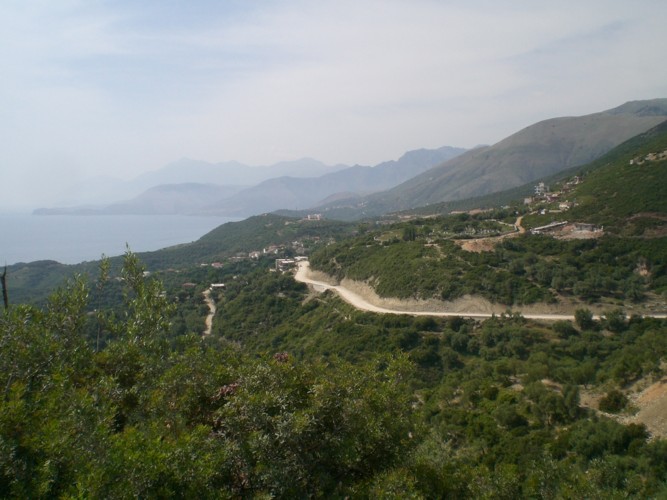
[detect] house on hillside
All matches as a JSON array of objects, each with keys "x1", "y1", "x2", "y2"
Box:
[
  {"x1": 275, "y1": 259, "x2": 296, "y2": 272},
  {"x1": 534, "y1": 182, "x2": 549, "y2": 197}
]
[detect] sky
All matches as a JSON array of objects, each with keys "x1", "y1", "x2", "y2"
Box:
[{"x1": 1, "y1": 0, "x2": 667, "y2": 210}]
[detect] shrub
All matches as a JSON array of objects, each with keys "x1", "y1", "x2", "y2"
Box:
[{"x1": 599, "y1": 389, "x2": 628, "y2": 413}]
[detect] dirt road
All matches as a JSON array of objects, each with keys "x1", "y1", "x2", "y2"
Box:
[
  {"x1": 515, "y1": 215, "x2": 526, "y2": 234},
  {"x1": 202, "y1": 289, "x2": 216, "y2": 336},
  {"x1": 295, "y1": 262, "x2": 585, "y2": 321}
]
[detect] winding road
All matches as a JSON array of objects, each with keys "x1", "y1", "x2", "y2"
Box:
[
  {"x1": 202, "y1": 289, "x2": 216, "y2": 336},
  {"x1": 294, "y1": 262, "x2": 667, "y2": 321}
]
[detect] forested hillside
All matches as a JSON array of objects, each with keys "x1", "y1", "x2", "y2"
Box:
[
  {"x1": 3, "y1": 251, "x2": 667, "y2": 497},
  {"x1": 310, "y1": 229, "x2": 666, "y2": 308}
]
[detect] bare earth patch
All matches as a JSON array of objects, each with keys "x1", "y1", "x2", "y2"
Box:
[
  {"x1": 620, "y1": 377, "x2": 667, "y2": 439},
  {"x1": 581, "y1": 370, "x2": 667, "y2": 440},
  {"x1": 456, "y1": 238, "x2": 498, "y2": 253},
  {"x1": 579, "y1": 390, "x2": 603, "y2": 412},
  {"x1": 340, "y1": 278, "x2": 503, "y2": 314},
  {"x1": 556, "y1": 224, "x2": 605, "y2": 240}
]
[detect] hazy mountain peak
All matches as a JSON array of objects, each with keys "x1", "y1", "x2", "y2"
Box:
[
  {"x1": 605, "y1": 98, "x2": 667, "y2": 116},
  {"x1": 320, "y1": 98, "x2": 667, "y2": 220}
]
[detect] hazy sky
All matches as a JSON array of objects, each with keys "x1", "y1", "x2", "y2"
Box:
[{"x1": 2, "y1": 0, "x2": 667, "y2": 209}]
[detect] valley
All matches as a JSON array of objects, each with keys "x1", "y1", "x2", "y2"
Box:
[{"x1": 2, "y1": 100, "x2": 667, "y2": 498}]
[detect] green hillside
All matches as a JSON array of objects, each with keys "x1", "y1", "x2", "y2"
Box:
[
  {"x1": 567, "y1": 120, "x2": 667, "y2": 234},
  {"x1": 397, "y1": 119, "x2": 666, "y2": 225},
  {"x1": 4, "y1": 230, "x2": 667, "y2": 497},
  {"x1": 138, "y1": 213, "x2": 354, "y2": 268},
  {"x1": 309, "y1": 122, "x2": 667, "y2": 309}
]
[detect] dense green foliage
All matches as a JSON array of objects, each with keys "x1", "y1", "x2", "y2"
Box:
[
  {"x1": 0, "y1": 254, "x2": 416, "y2": 497},
  {"x1": 206, "y1": 265, "x2": 667, "y2": 497},
  {"x1": 3, "y1": 243, "x2": 667, "y2": 497},
  {"x1": 310, "y1": 220, "x2": 666, "y2": 305}
]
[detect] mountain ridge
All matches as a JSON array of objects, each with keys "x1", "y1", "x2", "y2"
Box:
[
  {"x1": 314, "y1": 98, "x2": 667, "y2": 220},
  {"x1": 201, "y1": 146, "x2": 465, "y2": 216},
  {"x1": 35, "y1": 146, "x2": 465, "y2": 217}
]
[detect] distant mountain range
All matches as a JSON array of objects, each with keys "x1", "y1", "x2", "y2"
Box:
[
  {"x1": 130, "y1": 157, "x2": 350, "y2": 191},
  {"x1": 35, "y1": 147, "x2": 465, "y2": 216},
  {"x1": 35, "y1": 98, "x2": 667, "y2": 221},
  {"x1": 313, "y1": 99, "x2": 667, "y2": 220},
  {"x1": 200, "y1": 147, "x2": 465, "y2": 216},
  {"x1": 41, "y1": 158, "x2": 350, "y2": 209},
  {"x1": 103, "y1": 184, "x2": 243, "y2": 215}
]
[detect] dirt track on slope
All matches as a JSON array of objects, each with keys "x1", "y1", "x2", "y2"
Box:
[
  {"x1": 295, "y1": 262, "x2": 667, "y2": 321},
  {"x1": 202, "y1": 289, "x2": 216, "y2": 336},
  {"x1": 295, "y1": 262, "x2": 579, "y2": 320}
]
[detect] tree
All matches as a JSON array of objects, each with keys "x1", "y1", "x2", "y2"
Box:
[
  {"x1": 603, "y1": 308, "x2": 627, "y2": 333},
  {"x1": 553, "y1": 320, "x2": 578, "y2": 338},
  {"x1": 402, "y1": 226, "x2": 417, "y2": 242},
  {"x1": 575, "y1": 308, "x2": 596, "y2": 331}
]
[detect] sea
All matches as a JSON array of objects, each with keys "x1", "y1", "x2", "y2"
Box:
[{"x1": 0, "y1": 214, "x2": 238, "y2": 265}]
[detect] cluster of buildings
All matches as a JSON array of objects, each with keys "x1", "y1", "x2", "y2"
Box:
[
  {"x1": 523, "y1": 175, "x2": 603, "y2": 237},
  {"x1": 524, "y1": 176, "x2": 581, "y2": 211}
]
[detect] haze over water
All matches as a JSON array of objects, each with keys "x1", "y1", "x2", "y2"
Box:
[{"x1": 0, "y1": 214, "x2": 235, "y2": 265}]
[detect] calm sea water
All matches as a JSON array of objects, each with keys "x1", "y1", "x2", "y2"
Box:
[{"x1": 0, "y1": 214, "x2": 237, "y2": 265}]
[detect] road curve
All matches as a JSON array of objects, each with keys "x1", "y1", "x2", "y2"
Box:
[
  {"x1": 294, "y1": 262, "x2": 581, "y2": 321},
  {"x1": 295, "y1": 262, "x2": 667, "y2": 321}
]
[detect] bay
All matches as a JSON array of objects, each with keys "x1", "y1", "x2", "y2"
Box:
[{"x1": 0, "y1": 214, "x2": 238, "y2": 265}]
